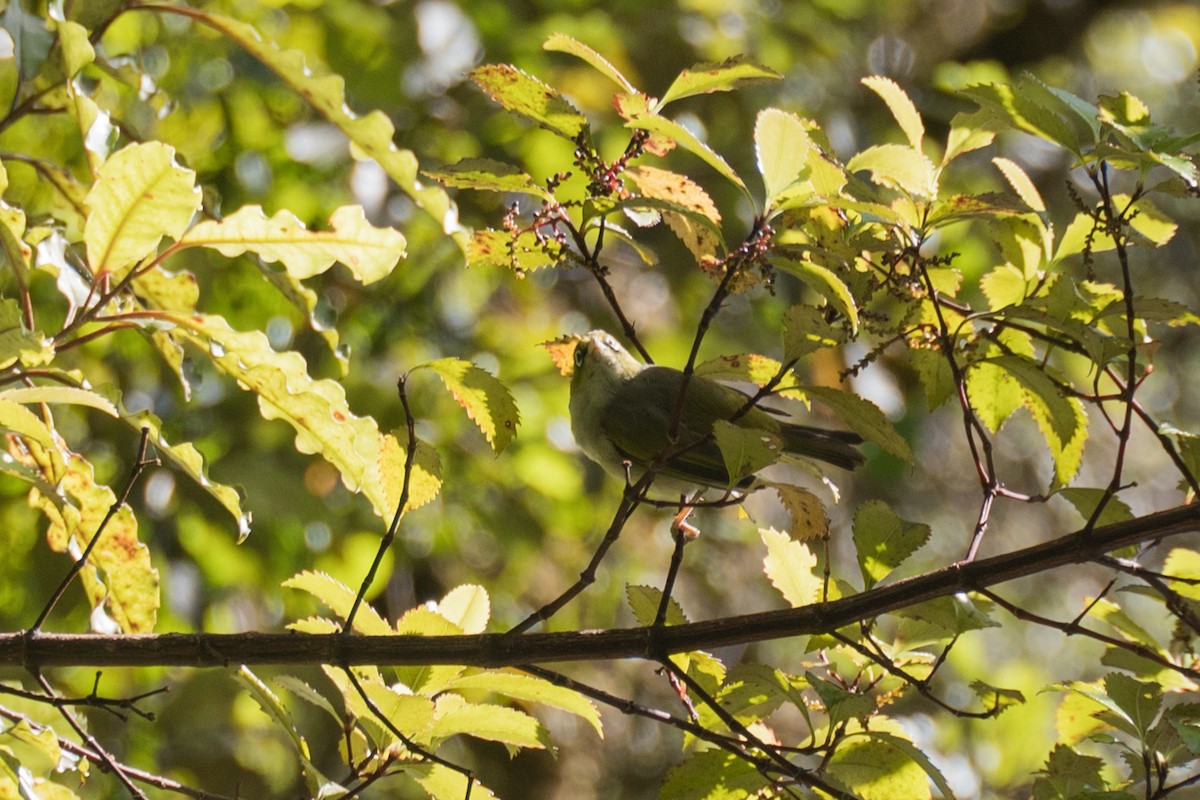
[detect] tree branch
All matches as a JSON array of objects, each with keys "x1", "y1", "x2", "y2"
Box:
[{"x1": 5, "y1": 503, "x2": 1197, "y2": 669}]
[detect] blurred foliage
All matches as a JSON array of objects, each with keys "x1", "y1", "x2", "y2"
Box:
[{"x1": 0, "y1": 0, "x2": 1197, "y2": 798}]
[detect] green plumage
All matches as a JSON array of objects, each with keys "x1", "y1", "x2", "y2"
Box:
[{"x1": 566, "y1": 331, "x2": 863, "y2": 493}]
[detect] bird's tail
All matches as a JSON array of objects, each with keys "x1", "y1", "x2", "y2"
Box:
[{"x1": 780, "y1": 424, "x2": 865, "y2": 470}]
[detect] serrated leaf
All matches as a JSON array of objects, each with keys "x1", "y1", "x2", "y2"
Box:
[
  {"x1": 1057, "y1": 487, "x2": 1134, "y2": 528},
  {"x1": 1163, "y1": 548, "x2": 1200, "y2": 601},
  {"x1": 468, "y1": 228, "x2": 565, "y2": 272},
  {"x1": 1104, "y1": 672, "x2": 1161, "y2": 737},
  {"x1": 827, "y1": 728, "x2": 933, "y2": 800},
  {"x1": 624, "y1": 165, "x2": 724, "y2": 264},
  {"x1": 0, "y1": 396, "x2": 54, "y2": 448},
  {"x1": 283, "y1": 571, "x2": 391, "y2": 635},
  {"x1": 625, "y1": 114, "x2": 747, "y2": 195},
  {"x1": 985, "y1": 355, "x2": 1078, "y2": 442},
  {"x1": 193, "y1": 10, "x2": 468, "y2": 251},
  {"x1": 409, "y1": 763, "x2": 498, "y2": 800},
  {"x1": 772, "y1": 483, "x2": 829, "y2": 540},
  {"x1": 437, "y1": 584, "x2": 489, "y2": 634},
  {"x1": 694, "y1": 353, "x2": 805, "y2": 401},
  {"x1": 908, "y1": 349, "x2": 954, "y2": 409},
  {"x1": 626, "y1": 584, "x2": 688, "y2": 626},
  {"x1": 806, "y1": 386, "x2": 911, "y2": 461},
  {"x1": 423, "y1": 358, "x2": 520, "y2": 453},
  {"x1": 992, "y1": 157, "x2": 1046, "y2": 212},
  {"x1": 430, "y1": 694, "x2": 548, "y2": 750},
  {"x1": 236, "y1": 666, "x2": 336, "y2": 797},
  {"x1": 180, "y1": 205, "x2": 405, "y2": 284},
  {"x1": 712, "y1": 420, "x2": 781, "y2": 484},
  {"x1": 852, "y1": 500, "x2": 930, "y2": 588},
  {"x1": 863, "y1": 76, "x2": 924, "y2": 151},
  {"x1": 444, "y1": 669, "x2": 603, "y2": 737},
  {"x1": 980, "y1": 263, "x2": 1027, "y2": 310},
  {"x1": 847, "y1": 143, "x2": 937, "y2": 198},
  {"x1": 755, "y1": 108, "x2": 814, "y2": 210},
  {"x1": 782, "y1": 304, "x2": 843, "y2": 362},
  {"x1": 83, "y1": 142, "x2": 201, "y2": 276},
  {"x1": 543, "y1": 33, "x2": 633, "y2": 92},
  {"x1": 965, "y1": 359, "x2": 1022, "y2": 432},
  {"x1": 661, "y1": 748, "x2": 771, "y2": 800},
  {"x1": 658, "y1": 56, "x2": 780, "y2": 107},
  {"x1": 760, "y1": 527, "x2": 820, "y2": 607},
  {"x1": 943, "y1": 108, "x2": 998, "y2": 165},
  {"x1": 772, "y1": 256, "x2": 858, "y2": 331},
  {"x1": 471, "y1": 64, "x2": 588, "y2": 139},
  {"x1": 425, "y1": 158, "x2": 552, "y2": 201}
]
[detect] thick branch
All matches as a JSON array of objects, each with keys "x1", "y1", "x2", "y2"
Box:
[{"x1": 5, "y1": 504, "x2": 1197, "y2": 669}]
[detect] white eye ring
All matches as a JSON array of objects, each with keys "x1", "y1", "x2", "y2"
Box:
[{"x1": 573, "y1": 344, "x2": 587, "y2": 368}]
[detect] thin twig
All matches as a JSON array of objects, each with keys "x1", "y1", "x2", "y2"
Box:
[{"x1": 30, "y1": 427, "x2": 158, "y2": 632}]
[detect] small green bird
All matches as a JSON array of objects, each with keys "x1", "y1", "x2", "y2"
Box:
[{"x1": 552, "y1": 330, "x2": 864, "y2": 497}]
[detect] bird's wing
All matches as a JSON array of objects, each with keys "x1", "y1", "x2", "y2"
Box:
[{"x1": 600, "y1": 368, "x2": 744, "y2": 488}]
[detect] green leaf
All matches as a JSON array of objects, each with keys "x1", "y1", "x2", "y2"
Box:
[
  {"x1": 771, "y1": 483, "x2": 830, "y2": 540},
  {"x1": 846, "y1": 144, "x2": 937, "y2": 198},
  {"x1": 0, "y1": 396, "x2": 54, "y2": 447},
  {"x1": 626, "y1": 584, "x2": 688, "y2": 626},
  {"x1": 806, "y1": 386, "x2": 911, "y2": 461},
  {"x1": 992, "y1": 157, "x2": 1046, "y2": 212},
  {"x1": 782, "y1": 304, "x2": 843, "y2": 362},
  {"x1": 282, "y1": 570, "x2": 391, "y2": 635},
  {"x1": 712, "y1": 420, "x2": 781, "y2": 484},
  {"x1": 1035, "y1": 744, "x2": 1107, "y2": 797},
  {"x1": 772, "y1": 256, "x2": 858, "y2": 331},
  {"x1": 468, "y1": 228, "x2": 565, "y2": 272},
  {"x1": 755, "y1": 108, "x2": 814, "y2": 210},
  {"x1": 908, "y1": 349, "x2": 955, "y2": 410},
  {"x1": 425, "y1": 158, "x2": 553, "y2": 200},
  {"x1": 980, "y1": 263, "x2": 1027, "y2": 310},
  {"x1": 430, "y1": 694, "x2": 548, "y2": 750},
  {"x1": 862, "y1": 76, "x2": 924, "y2": 151},
  {"x1": 471, "y1": 64, "x2": 588, "y2": 139},
  {"x1": 0, "y1": 385, "x2": 117, "y2": 417},
  {"x1": 54, "y1": 19, "x2": 94, "y2": 78},
  {"x1": 3, "y1": 0, "x2": 53, "y2": 81},
  {"x1": 543, "y1": 33, "x2": 634, "y2": 92},
  {"x1": 0, "y1": 718, "x2": 61, "y2": 777},
  {"x1": 1163, "y1": 548, "x2": 1200, "y2": 601},
  {"x1": 422, "y1": 357, "x2": 520, "y2": 453},
  {"x1": 961, "y1": 81, "x2": 1089, "y2": 156},
  {"x1": 23, "y1": 449, "x2": 159, "y2": 633},
  {"x1": 124, "y1": 407, "x2": 250, "y2": 539},
  {"x1": 965, "y1": 359, "x2": 1022, "y2": 432},
  {"x1": 1057, "y1": 488, "x2": 1134, "y2": 528},
  {"x1": 852, "y1": 500, "x2": 930, "y2": 588},
  {"x1": 167, "y1": 313, "x2": 441, "y2": 518},
  {"x1": 193, "y1": 10, "x2": 468, "y2": 251},
  {"x1": 625, "y1": 114, "x2": 748, "y2": 195},
  {"x1": 1026, "y1": 389, "x2": 1088, "y2": 487},
  {"x1": 694, "y1": 353, "x2": 805, "y2": 401},
  {"x1": 83, "y1": 142, "x2": 202, "y2": 276},
  {"x1": 760, "y1": 527, "x2": 821, "y2": 607},
  {"x1": 1103, "y1": 672, "x2": 1161, "y2": 738},
  {"x1": 180, "y1": 205, "x2": 406, "y2": 284},
  {"x1": 436, "y1": 584, "x2": 490, "y2": 634},
  {"x1": 658, "y1": 55, "x2": 780, "y2": 107},
  {"x1": 661, "y1": 748, "x2": 771, "y2": 800},
  {"x1": 985, "y1": 355, "x2": 1078, "y2": 443},
  {"x1": 409, "y1": 764, "x2": 498, "y2": 800},
  {"x1": 969, "y1": 680, "x2": 1026, "y2": 715},
  {"x1": 826, "y1": 728, "x2": 934, "y2": 800},
  {"x1": 943, "y1": 108, "x2": 998, "y2": 164},
  {"x1": 443, "y1": 669, "x2": 603, "y2": 737}
]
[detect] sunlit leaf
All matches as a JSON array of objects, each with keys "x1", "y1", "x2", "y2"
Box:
[
  {"x1": 426, "y1": 158, "x2": 553, "y2": 200},
  {"x1": 846, "y1": 144, "x2": 937, "y2": 198},
  {"x1": 180, "y1": 205, "x2": 406, "y2": 284},
  {"x1": 658, "y1": 55, "x2": 780, "y2": 107},
  {"x1": 437, "y1": 584, "x2": 490, "y2": 634},
  {"x1": 192, "y1": 10, "x2": 469, "y2": 250},
  {"x1": 444, "y1": 669, "x2": 603, "y2": 737},
  {"x1": 468, "y1": 228, "x2": 565, "y2": 272},
  {"x1": 625, "y1": 114, "x2": 747, "y2": 195},
  {"x1": 471, "y1": 64, "x2": 588, "y2": 139},
  {"x1": 626, "y1": 584, "x2": 688, "y2": 626},
  {"x1": 992, "y1": 157, "x2": 1046, "y2": 212},
  {"x1": 422, "y1": 357, "x2": 520, "y2": 453},
  {"x1": 661, "y1": 748, "x2": 771, "y2": 800},
  {"x1": 83, "y1": 142, "x2": 201, "y2": 276},
  {"x1": 772, "y1": 256, "x2": 858, "y2": 331},
  {"x1": 0, "y1": 385, "x2": 117, "y2": 417},
  {"x1": 755, "y1": 108, "x2": 814, "y2": 209},
  {"x1": 852, "y1": 500, "x2": 930, "y2": 588},
  {"x1": 430, "y1": 694, "x2": 549, "y2": 750},
  {"x1": 863, "y1": 76, "x2": 924, "y2": 151},
  {"x1": 760, "y1": 527, "x2": 820, "y2": 607},
  {"x1": 826, "y1": 727, "x2": 934, "y2": 800},
  {"x1": 282, "y1": 570, "x2": 391, "y2": 635},
  {"x1": 713, "y1": 420, "x2": 781, "y2": 484},
  {"x1": 543, "y1": 33, "x2": 634, "y2": 91},
  {"x1": 806, "y1": 386, "x2": 911, "y2": 461},
  {"x1": 771, "y1": 483, "x2": 830, "y2": 540}
]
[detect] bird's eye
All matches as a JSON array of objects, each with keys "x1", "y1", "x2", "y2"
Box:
[{"x1": 573, "y1": 344, "x2": 587, "y2": 368}]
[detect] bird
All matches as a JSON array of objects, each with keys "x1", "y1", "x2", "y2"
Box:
[{"x1": 553, "y1": 330, "x2": 864, "y2": 505}]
